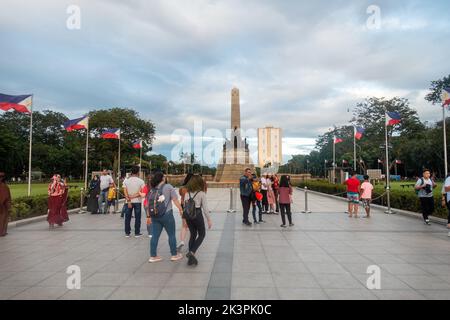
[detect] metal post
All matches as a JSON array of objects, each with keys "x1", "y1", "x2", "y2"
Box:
[
  {"x1": 385, "y1": 115, "x2": 393, "y2": 214},
  {"x1": 302, "y1": 186, "x2": 311, "y2": 213},
  {"x1": 79, "y1": 187, "x2": 86, "y2": 213},
  {"x1": 353, "y1": 126, "x2": 357, "y2": 171},
  {"x1": 443, "y1": 107, "x2": 448, "y2": 176},
  {"x1": 227, "y1": 187, "x2": 236, "y2": 213},
  {"x1": 27, "y1": 97, "x2": 33, "y2": 196}
]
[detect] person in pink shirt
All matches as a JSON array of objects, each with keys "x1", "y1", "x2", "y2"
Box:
[
  {"x1": 278, "y1": 175, "x2": 294, "y2": 227},
  {"x1": 360, "y1": 175, "x2": 374, "y2": 218}
]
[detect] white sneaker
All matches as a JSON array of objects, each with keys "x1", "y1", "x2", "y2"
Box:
[
  {"x1": 148, "y1": 256, "x2": 163, "y2": 263},
  {"x1": 148, "y1": 235, "x2": 152, "y2": 238},
  {"x1": 448, "y1": 231, "x2": 450, "y2": 237},
  {"x1": 125, "y1": 234, "x2": 130, "y2": 238}
]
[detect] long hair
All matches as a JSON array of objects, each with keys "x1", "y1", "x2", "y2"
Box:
[
  {"x1": 279, "y1": 175, "x2": 289, "y2": 188},
  {"x1": 186, "y1": 175, "x2": 205, "y2": 193},
  {"x1": 150, "y1": 172, "x2": 164, "y2": 188}
]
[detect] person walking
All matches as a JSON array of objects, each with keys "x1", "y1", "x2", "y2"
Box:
[
  {"x1": 260, "y1": 174, "x2": 269, "y2": 213},
  {"x1": 123, "y1": 166, "x2": 146, "y2": 238},
  {"x1": 278, "y1": 175, "x2": 294, "y2": 227},
  {"x1": 239, "y1": 168, "x2": 253, "y2": 226},
  {"x1": 267, "y1": 176, "x2": 277, "y2": 214},
  {"x1": 87, "y1": 175, "x2": 100, "y2": 214},
  {"x1": 443, "y1": 173, "x2": 450, "y2": 236},
  {"x1": 273, "y1": 174, "x2": 280, "y2": 213},
  {"x1": 177, "y1": 173, "x2": 193, "y2": 252},
  {"x1": 415, "y1": 169, "x2": 437, "y2": 225},
  {"x1": 47, "y1": 174, "x2": 65, "y2": 228},
  {"x1": 344, "y1": 171, "x2": 361, "y2": 218},
  {"x1": 250, "y1": 174, "x2": 264, "y2": 224},
  {"x1": 0, "y1": 172, "x2": 11, "y2": 237},
  {"x1": 146, "y1": 171, "x2": 183, "y2": 263},
  {"x1": 98, "y1": 169, "x2": 114, "y2": 214},
  {"x1": 183, "y1": 175, "x2": 212, "y2": 266},
  {"x1": 360, "y1": 175, "x2": 374, "y2": 218}
]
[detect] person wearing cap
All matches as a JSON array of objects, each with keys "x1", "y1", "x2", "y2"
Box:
[{"x1": 0, "y1": 172, "x2": 12, "y2": 237}]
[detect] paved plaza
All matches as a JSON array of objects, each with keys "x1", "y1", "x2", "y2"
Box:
[{"x1": 1, "y1": 188, "x2": 450, "y2": 300}]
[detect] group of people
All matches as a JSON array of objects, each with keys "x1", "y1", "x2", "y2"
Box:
[
  {"x1": 47, "y1": 174, "x2": 70, "y2": 228},
  {"x1": 343, "y1": 169, "x2": 450, "y2": 235},
  {"x1": 86, "y1": 170, "x2": 117, "y2": 215},
  {"x1": 239, "y1": 168, "x2": 294, "y2": 228}
]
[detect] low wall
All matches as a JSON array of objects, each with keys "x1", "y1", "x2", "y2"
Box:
[{"x1": 165, "y1": 174, "x2": 214, "y2": 186}]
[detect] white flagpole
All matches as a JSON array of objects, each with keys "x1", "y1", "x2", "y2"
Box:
[
  {"x1": 353, "y1": 126, "x2": 357, "y2": 172},
  {"x1": 27, "y1": 95, "x2": 33, "y2": 196},
  {"x1": 84, "y1": 117, "x2": 89, "y2": 191},
  {"x1": 443, "y1": 106, "x2": 448, "y2": 176},
  {"x1": 139, "y1": 141, "x2": 142, "y2": 177},
  {"x1": 333, "y1": 136, "x2": 336, "y2": 184},
  {"x1": 385, "y1": 113, "x2": 392, "y2": 214}
]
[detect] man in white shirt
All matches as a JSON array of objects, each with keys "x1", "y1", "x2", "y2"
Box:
[
  {"x1": 123, "y1": 166, "x2": 145, "y2": 237},
  {"x1": 260, "y1": 175, "x2": 269, "y2": 213},
  {"x1": 98, "y1": 169, "x2": 114, "y2": 214}
]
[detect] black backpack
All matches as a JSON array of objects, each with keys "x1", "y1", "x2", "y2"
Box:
[
  {"x1": 146, "y1": 185, "x2": 168, "y2": 218},
  {"x1": 183, "y1": 191, "x2": 201, "y2": 220}
]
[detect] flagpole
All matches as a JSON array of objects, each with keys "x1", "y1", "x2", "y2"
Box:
[
  {"x1": 27, "y1": 96, "x2": 33, "y2": 196},
  {"x1": 117, "y1": 130, "x2": 121, "y2": 206},
  {"x1": 353, "y1": 126, "x2": 357, "y2": 172},
  {"x1": 139, "y1": 142, "x2": 142, "y2": 177},
  {"x1": 84, "y1": 118, "x2": 89, "y2": 191},
  {"x1": 443, "y1": 106, "x2": 448, "y2": 176},
  {"x1": 333, "y1": 136, "x2": 336, "y2": 184},
  {"x1": 385, "y1": 114, "x2": 392, "y2": 214}
]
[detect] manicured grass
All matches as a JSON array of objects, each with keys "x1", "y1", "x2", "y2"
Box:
[
  {"x1": 9, "y1": 182, "x2": 84, "y2": 198},
  {"x1": 372, "y1": 181, "x2": 443, "y2": 196}
]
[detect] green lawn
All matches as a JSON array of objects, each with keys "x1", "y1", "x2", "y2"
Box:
[
  {"x1": 9, "y1": 182, "x2": 85, "y2": 198},
  {"x1": 373, "y1": 180, "x2": 444, "y2": 195}
]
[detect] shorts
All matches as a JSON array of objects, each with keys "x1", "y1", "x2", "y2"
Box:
[
  {"x1": 347, "y1": 192, "x2": 359, "y2": 204},
  {"x1": 361, "y1": 199, "x2": 371, "y2": 209}
]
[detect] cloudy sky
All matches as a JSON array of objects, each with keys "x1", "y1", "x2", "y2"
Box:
[{"x1": 1, "y1": 0, "x2": 449, "y2": 165}]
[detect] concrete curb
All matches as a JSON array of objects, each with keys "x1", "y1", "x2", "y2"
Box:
[
  {"x1": 297, "y1": 187, "x2": 448, "y2": 226},
  {"x1": 8, "y1": 200, "x2": 126, "y2": 228}
]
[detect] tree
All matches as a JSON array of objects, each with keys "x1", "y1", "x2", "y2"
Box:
[{"x1": 425, "y1": 74, "x2": 450, "y2": 105}]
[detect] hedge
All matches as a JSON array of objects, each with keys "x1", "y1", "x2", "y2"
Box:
[
  {"x1": 10, "y1": 192, "x2": 83, "y2": 222},
  {"x1": 298, "y1": 180, "x2": 448, "y2": 219}
]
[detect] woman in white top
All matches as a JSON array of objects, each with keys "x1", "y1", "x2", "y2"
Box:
[{"x1": 183, "y1": 175, "x2": 212, "y2": 266}]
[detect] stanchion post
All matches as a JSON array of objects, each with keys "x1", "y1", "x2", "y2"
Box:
[
  {"x1": 115, "y1": 187, "x2": 119, "y2": 213},
  {"x1": 302, "y1": 186, "x2": 312, "y2": 213},
  {"x1": 79, "y1": 187, "x2": 86, "y2": 214},
  {"x1": 227, "y1": 187, "x2": 236, "y2": 213}
]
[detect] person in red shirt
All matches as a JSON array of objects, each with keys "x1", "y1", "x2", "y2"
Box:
[{"x1": 344, "y1": 171, "x2": 361, "y2": 218}]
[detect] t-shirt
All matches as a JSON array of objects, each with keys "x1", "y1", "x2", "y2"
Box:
[
  {"x1": 123, "y1": 176, "x2": 145, "y2": 203},
  {"x1": 158, "y1": 183, "x2": 178, "y2": 211},
  {"x1": 260, "y1": 177, "x2": 268, "y2": 190},
  {"x1": 100, "y1": 175, "x2": 114, "y2": 191},
  {"x1": 344, "y1": 177, "x2": 360, "y2": 193},
  {"x1": 444, "y1": 176, "x2": 450, "y2": 202},
  {"x1": 360, "y1": 181, "x2": 373, "y2": 199},
  {"x1": 415, "y1": 178, "x2": 434, "y2": 198}
]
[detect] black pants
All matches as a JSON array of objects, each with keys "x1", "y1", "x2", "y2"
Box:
[
  {"x1": 241, "y1": 195, "x2": 251, "y2": 223},
  {"x1": 419, "y1": 197, "x2": 434, "y2": 221},
  {"x1": 261, "y1": 190, "x2": 269, "y2": 212},
  {"x1": 280, "y1": 203, "x2": 292, "y2": 225},
  {"x1": 186, "y1": 213, "x2": 206, "y2": 254},
  {"x1": 446, "y1": 201, "x2": 450, "y2": 224},
  {"x1": 125, "y1": 203, "x2": 142, "y2": 235}
]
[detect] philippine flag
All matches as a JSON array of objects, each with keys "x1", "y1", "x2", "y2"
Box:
[
  {"x1": 386, "y1": 112, "x2": 401, "y2": 126},
  {"x1": 395, "y1": 159, "x2": 402, "y2": 164},
  {"x1": 0, "y1": 93, "x2": 32, "y2": 113},
  {"x1": 441, "y1": 87, "x2": 450, "y2": 107},
  {"x1": 355, "y1": 127, "x2": 365, "y2": 140},
  {"x1": 64, "y1": 116, "x2": 89, "y2": 132},
  {"x1": 101, "y1": 128, "x2": 121, "y2": 139},
  {"x1": 133, "y1": 140, "x2": 143, "y2": 149},
  {"x1": 378, "y1": 159, "x2": 383, "y2": 164},
  {"x1": 334, "y1": 137, "x2": 343, "y2": 144}
]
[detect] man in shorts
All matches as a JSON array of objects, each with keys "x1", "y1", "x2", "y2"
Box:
[
  {"x1": 344, "y1": 171, "x2": 361, "y2": 218},
  {"x1": 360, "y1": 175, "x2": 373, "y2": 218}
]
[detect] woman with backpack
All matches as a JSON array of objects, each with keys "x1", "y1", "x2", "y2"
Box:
[
  {"x1": 183, "y1": 175, "x2": 212, "y2": 266},
  {"x1": 145, "y1": 171, "x2": 183, "y2": 263}
]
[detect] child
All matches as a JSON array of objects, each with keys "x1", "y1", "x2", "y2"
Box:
[
  {"x1": 251, "y1": 174, "x2": 264, "y2": 224},
  {"x1": 106, "y1": 182, "x2": 116, "y2": 214},
  {"x1": 360, "y1": 175, "x2": 374, "y2": 218}
]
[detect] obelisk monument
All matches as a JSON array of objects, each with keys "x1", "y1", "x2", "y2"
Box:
[{"x1": 213, "y1": 87, "x2": 254, "y2": 185}]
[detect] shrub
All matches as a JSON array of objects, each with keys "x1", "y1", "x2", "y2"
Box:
[{"x1": 298, "y1": 180, "x2": 447, "y2": 219}]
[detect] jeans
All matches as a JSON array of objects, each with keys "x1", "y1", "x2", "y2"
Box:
[
  {"x1": 419, "y1": 197, "x2": 434, "y2": 221},
  {"x1": 252, "y1": 200, "x2": 262, "y2": 222},
  {"x1": 280, "y1": 203, "x2": 292, "y2": 225},
  {"x1": 240, "y1": 195, "x2": 251, "y2": 223},
  {"x1": 150, "y1": 210, "x2": 177, "y2": 257},
  {"x1": 186, "y1": 212, "x2": 206, "y2": 254},
  {"x1": 125, "y1": 203, "x2": 142, "y2": 235},
  {"x1": 98, "y1": 190, "x2": 108, "y2": 214}
]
